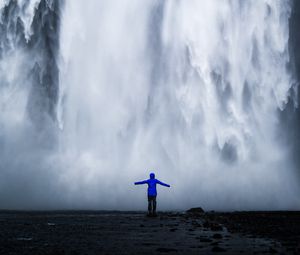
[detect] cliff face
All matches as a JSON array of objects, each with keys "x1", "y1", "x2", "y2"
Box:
[
  {"x1": 283, "y1": 0, "x2": 300, "y2": 172},
  {"x1": 290, "y1": 1, "x2": 300, "y2": 78},
  {"x1": 0, "y1": 0, "x2": 61, "y2": 126}
]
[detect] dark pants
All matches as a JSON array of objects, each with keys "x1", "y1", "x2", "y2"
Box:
[{"x1": 148, "y1": 195, "x2": 157, "y2": 214}]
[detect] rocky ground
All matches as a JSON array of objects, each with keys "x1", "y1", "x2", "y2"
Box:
[{"x1": 0, "y1": 209, "x2": 299, "y2": 254}]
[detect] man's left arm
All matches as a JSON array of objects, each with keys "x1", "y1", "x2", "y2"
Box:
[{"x1": 134, "y1": 180, "x2": 148, "y2": 185}]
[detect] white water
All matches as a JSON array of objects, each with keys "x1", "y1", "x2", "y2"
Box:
[{"x1": 0, "y1": 0, "x2": 299, "y2": 210}]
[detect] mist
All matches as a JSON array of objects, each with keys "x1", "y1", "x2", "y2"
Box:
[{"x1": 0, "y1": 0, "x2": 299, "y2": 211}]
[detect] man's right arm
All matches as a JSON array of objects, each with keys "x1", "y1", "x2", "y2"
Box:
[{"x1": 157, "y1": 180, "x2": 170, "y2": 187}]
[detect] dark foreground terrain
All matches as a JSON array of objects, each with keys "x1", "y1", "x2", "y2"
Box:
[{"x1": 0, "y1": 210, "x2": 299, "y2": 255}]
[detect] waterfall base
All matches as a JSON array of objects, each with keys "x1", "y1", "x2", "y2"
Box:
[{"x1": 0, "y1": 210, "x2": 299, "y2": 254}]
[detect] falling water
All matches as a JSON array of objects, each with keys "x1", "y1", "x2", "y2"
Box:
[{"x1": 0, "y1": 0, "x2": 299, "y2": 210}]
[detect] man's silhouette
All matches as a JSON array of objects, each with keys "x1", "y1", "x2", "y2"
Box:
[{"x1": 134, "y1": 173, "x2": 170, "y2": 216}]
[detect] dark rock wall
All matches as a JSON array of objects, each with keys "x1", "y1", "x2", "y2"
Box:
[
  {"x1": 0, "y1": 0, "x2": 62, "y2": 128},
  {"x1": 284, "y1": 0, "x2": 300, "y2": 173}
]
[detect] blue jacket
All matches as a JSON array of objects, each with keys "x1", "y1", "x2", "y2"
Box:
[{"x1": 134, "y1": 178, "x2": 170, "y2": 196}]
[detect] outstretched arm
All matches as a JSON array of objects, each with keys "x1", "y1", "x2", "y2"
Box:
[
  {"x1": 157, "y1": 180, "x2": 170, "y2": 187},
  {"x1": 134, "y1": 180, "x2": 148, "y2": 185}
]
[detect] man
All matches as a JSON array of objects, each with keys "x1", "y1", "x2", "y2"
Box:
[{"x1": 134, "y1": 173, "x2": 170, "y2": 216}]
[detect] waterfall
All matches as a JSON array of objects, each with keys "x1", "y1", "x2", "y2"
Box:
[
  {"x1": 0, "y1": 0, "x2": 61, "y2": 208},
  {"x1": 0, "y1": 0, "x2": 299, "y2": 210}
]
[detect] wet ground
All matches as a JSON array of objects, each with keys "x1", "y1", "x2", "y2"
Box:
[{"x1": 0, "y1": 210, "x2": 299, "y2": 254}]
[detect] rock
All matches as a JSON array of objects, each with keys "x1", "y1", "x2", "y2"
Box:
[
  {"x1": 199, "y1": 237, "x2": 212, "y2": 242},
  {"x1": 156, "y1": 248, "x2": 178, "y2": 252},
  {"x1": 211, "y1": 246, "x2": 226, "y2": 252},
  {"x1": 211, "y1": 224, "x2": 223, "y2": 231},
  {"x1": 203, "y1": 221, "x2": 210, "y2": 228},
  {"x1": 212, "y1": 234, "x2": 223, "y2": 239},
  {"x1": 141, "y1": 243, "x2": 155, "y2": 247},
  {"x1": 186, "y1": 207, "x2": 205, "y2": 214},
  {"x1": 269, "y1": 247, "x2": 277, "y2": 254}
]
